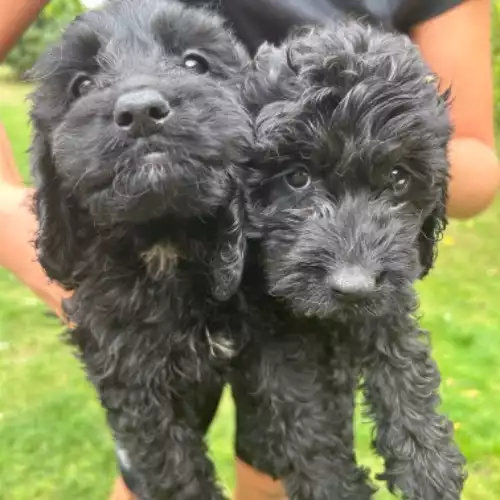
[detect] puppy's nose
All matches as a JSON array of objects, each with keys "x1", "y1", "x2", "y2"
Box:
[
  {"x1": 114, "y1": 89, "x2": 170, "y2": 136},
  {"x1": 329, "y1": 266, "x2": 377, "y2": 298}
]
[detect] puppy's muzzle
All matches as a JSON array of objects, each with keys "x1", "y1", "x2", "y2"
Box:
[
  {"x1": 114, "y1": 88, "x2": 171, "y2": 137},
  {"x1": 327, "y1": 265, "x2": 378, "y2": 300},
  {"x1": 278, "y1": 194, "x2": 419, "y2": 301},
  {"x1": 321, "y1": 195, "x2": 419, "y2": 296}
]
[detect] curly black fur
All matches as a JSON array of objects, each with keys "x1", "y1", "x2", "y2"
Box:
[
  {"x1": 231, "y1": 273, "x2": 375, "y2": 499},
  {"x1": 234, "y1": 21, "x2": 466, "y2": 499},
  {"x1": 29, "y1": 1, "x2": 252, "y2": 498}
]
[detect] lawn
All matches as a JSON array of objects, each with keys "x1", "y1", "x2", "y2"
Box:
[{"x1": 1, "y1": 77, "x2": 500, "y2": 499}]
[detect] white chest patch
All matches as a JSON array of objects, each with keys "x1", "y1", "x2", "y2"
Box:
[
  {"x1": 205, "y1": 327, "x2": 236, "y2": 360},
  {"x1": 140, "y1": 243, "x2": 179, "y2": 280}
]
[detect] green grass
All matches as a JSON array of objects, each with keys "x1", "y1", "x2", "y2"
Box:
[{"x1": 1, "y1": 78, "x2": 500, "y2": 499}]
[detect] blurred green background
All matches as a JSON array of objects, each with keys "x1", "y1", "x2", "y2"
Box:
[{"x1": 1, "y1": 1, "x2": 499, "y2": 498}]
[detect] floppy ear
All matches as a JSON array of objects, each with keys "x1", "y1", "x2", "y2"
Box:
[
  {"x1": 211, "y1": 187, "x2": 247, "y2": 301},
  {"x1": 31, "y1": 129, "x2": 81, "y2": 289},
  {"x1": 418, "y1": 184, "x2": 448, "y2": 279},
  {"x1": 418, "y1": 84, "x2": 452, "y2": 279}
]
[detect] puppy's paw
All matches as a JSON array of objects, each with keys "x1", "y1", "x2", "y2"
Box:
[{"x1": 378, "y1": 446, "x2": 466, "y2": 500}]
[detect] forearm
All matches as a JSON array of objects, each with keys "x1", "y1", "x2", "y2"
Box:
[
  {"x1": 2, "y1": 122, "x2": 70, "y2": 318},
  {"x1": 0, "y1": 183, "x2": 69, "y2": 319},
  {"x1": 411, "y1": 0, "x2": 499, "y2": 219},
  {"x1": 0, "y1": 124, "x2": 23, "y2": 184},
  {"x1": 0, "y1": 0, "x2": 50, "y2": 61}
]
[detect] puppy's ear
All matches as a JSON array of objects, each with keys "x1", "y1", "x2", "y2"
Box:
[
  {"x1": 211, "y1": 188, "x2": 247, "y2": 301},
  {"x1": 418, "y1": 86, "x2": 451, "y2": 279},
  {"x1": 31, "y1": 129, "x2": 81, "y2": 289},
  {"x1": 418, "y1": 185, "x2": 448, "y2": 278}
]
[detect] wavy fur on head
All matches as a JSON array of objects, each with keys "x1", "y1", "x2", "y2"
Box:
[
  {"x1": 29, "y1": 0, "x2": 251, "y2": 498},
  {"x1": 232, "y1": 20, "x2": 466, "y2": 500}
]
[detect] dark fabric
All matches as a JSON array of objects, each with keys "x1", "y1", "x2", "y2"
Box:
[
  {"x1": 196, "y1": 0, "x2": 465, "y2": 54},
  {"x1": 218, "y1": 0, "x2": 349, "y2": 54}
]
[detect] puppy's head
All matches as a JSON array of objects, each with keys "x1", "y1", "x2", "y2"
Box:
[
  {"x1": 244, "y1": 22, "x2": 451, "y2": 320},
  {"x1": 30, "y1": 0, "x2": 251, "y2": 291}
]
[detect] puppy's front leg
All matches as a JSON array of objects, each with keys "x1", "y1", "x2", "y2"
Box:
[
  {"x1": 233, "y1": 334, "x2": 374, "y2": 500},
  {"x1": 70, "y1": 324, "x2": 226, "y2": 500},
  {"x1": 109, "y1": 402, "x2": 224, "y2": 500},
  {"x1": 104, "y1": 385, "x2": 225, "y2": 500},
  {"x1": 361, "y1": 315, "x2": 466, "y2": 499}
]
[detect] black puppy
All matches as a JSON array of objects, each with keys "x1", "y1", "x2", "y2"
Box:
[
  {"x1": 29, "y1": 0, "x2": 251, "y2": 498},
  {"x1": 234, "y1": 21, "x2": 466, "y2": 499}
]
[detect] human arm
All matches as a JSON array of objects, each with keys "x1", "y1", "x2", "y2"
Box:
[
  {"x1": 0, "y1": 0, "x2": 69, "y2": 317},
  {"x1": 0, "y1": 125, "x2": 69, "y2": 318},
  {"x1": 410, "y1": 0, "x2": 500, "y2": 218},
  {"x1": 0, "y1": 0, "x2": 50, "y2": 61}
]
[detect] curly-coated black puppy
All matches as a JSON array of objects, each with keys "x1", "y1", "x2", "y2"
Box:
[
  {"x1": 29, "y1": 0, "x2": 251, "y2": 498},
  {"x1": 234, "y1": 21, "x2": 466, "y2": 500}
]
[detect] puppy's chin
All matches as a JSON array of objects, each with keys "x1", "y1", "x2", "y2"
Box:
[{"x1": 82, "y1": 153, "x2": 232, "y2": 225}]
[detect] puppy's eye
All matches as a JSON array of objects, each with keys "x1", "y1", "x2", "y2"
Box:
[
  {"x1": 183, "y1": 52, "x2": 210, "y2": 74},
  {"x1": 285, "y1": 167, "x2": 311, "y2": 190},
  {"x1": 388, "y1": 166, "x2": 411, "y2": 196},
  {"x1": 70, "y1": 73, "x2": 94, "y2": 98}
]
